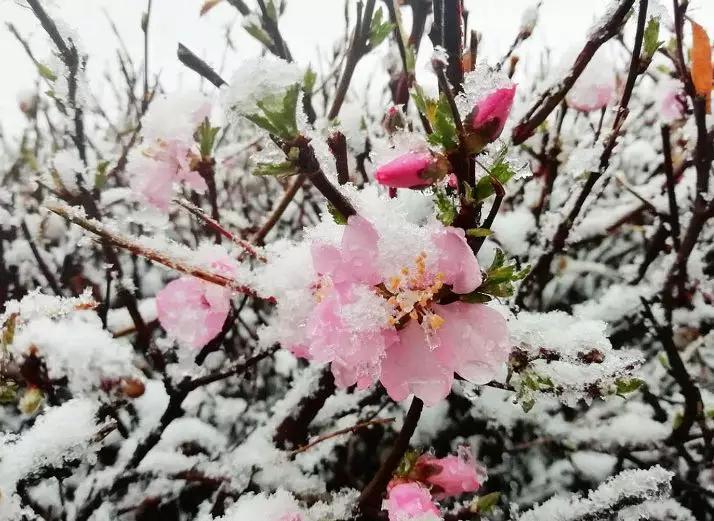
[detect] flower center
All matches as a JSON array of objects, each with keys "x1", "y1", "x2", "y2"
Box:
[{"x1": 379, "y1": 252, "x2": 445, "y2": 331}]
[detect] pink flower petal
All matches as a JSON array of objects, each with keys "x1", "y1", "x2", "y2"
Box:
[
  {"x1": 416, "y1": 448, "x2": 484, "y2": 500},
  {"x1": 383, "y1": 483, "x2": 440, "y2": 521},
  {"x1": 380, "y1": 321, "x2": 454, "y2": 406},
  {"x1": 432, "y1": 302, "x2": 509, "y2": 384},
  {"x1": 341, "y1": 216, "x2": 382, "y2": 285},
  {"x1": 432, "y1": 228, "x2": 482, "y2": 294},
  {"x1": 470, "y1": 85, "x2": 516, "y2": 142},
  {"x1": 156, "y1": 277, "x2": 230, "y2": 348}
]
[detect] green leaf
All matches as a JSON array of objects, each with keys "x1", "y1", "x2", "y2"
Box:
[
  {"x1": 466, "y1": 227, "x2": 493, "y2": 238},
  {"x1": 433, "y1": 186, "x2": 457, "y2": 226},
  {"x1": 615, "y1": 378, "x2": 644, "y2": 398},
  {"x1": 0, "y1": 382, "x2": 17, "y2": 404},
  {"x1": 246, "y1": 84, "x2": 301, "y2": 139},
  {"x1": 37, "y1": 63, "x2": 57, "y2": 81},
  {"x1": 243, "y1": 22, "x2": 274, "y2": 48},
  {"x1": 521, "y1": 394, "x2": 535, "y2": 413},
  {"x1": 253, "y1": 160, "x2": 296, "y2": 177},
  {"x1": 426, "y1": 95, "x2": 459, "y2": 151},
  {"x1": 460, "y1": 291, "x2": 492, "y2": 303},
  {"x1": 475, "y1": 146, "x2": 514, "y2": 201},
  {"x1": 369, "y1": 7, "x2": 395, "y2": 49},
  {"x1": 303, "y1": 68, "x2": 317, "y2": 93},
  {"x1": 94, "y1": 160, "x2": 110, "y2": 190},
  {"x1": 2, "y1": 314, "x2": 17, "y2": 349},
  {"x1": 465, "y1": 249, "x2": 529, "y2": 301},
  {"x1": 196, "y1": 118, "x2": 221, "y2": 158},
  {"x1": 473, "y1": 492, "x2": 501, "y2": 514},
  {"x1": 643, "y1": 17, "x2": 663, "y2": 60},
  {"x1": 327, "y1": 203, "x2": 348, "y2": 225},
  {"x1": 265, "y1": 0, "x2": 278, "y2": 21}
]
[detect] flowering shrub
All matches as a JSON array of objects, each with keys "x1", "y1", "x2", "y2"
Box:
[{"x1": 1, "y1": 0, "x2": 713, "y2": 520}]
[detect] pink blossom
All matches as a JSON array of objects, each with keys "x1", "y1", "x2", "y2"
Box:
[
  {"x1": 658, "y1": 81, "x2": 685, "y2": 123},
  {"x1": 383, "y1": 483, "x2": 440, "y2": 521},
  {"x1": 565, "y1": 50, "x2": 616, "y2": 112},
  {"x1": 278, "y1": 515, "x2": 302, "y2": 521},
  {"x1": 468, "y1": 85, "x2": 516, "y2": 143},
  {"x1": 415, "y1": 448, "x2": 485, "y2": 499},
  {"x1": 129, "y1": 142, "x2": 208, "y2": 211},
  {"x1": 375, "y1": 151, "x2": 438, "y2": 188},
  {"x1": 129, "y1": 93, "x2": 211, "y2": 211},
  {"x1": 292, "y1": 216, "x2": 510, "y2": 405},
  {"x1": 156, "y1": 247, "x2": 237, "y2": 348},
  {"x1": 566, "y1": 84, "x2": 613, "y2": 112}
]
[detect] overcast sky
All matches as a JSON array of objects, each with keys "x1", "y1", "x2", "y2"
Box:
[{"x1": 1, "y1": 0, "x2": 713, "y2": 136}]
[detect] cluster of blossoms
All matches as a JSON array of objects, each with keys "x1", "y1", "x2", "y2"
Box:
[
  {"x1": 375, "y1": 69, "x2": 516, "y2": 189},
  {"x1": 384, "y1": 448, "x2": 485, "y2": 520},
  {"x1": 2, "y1": 0, "x2": 712, "y2": 519}
]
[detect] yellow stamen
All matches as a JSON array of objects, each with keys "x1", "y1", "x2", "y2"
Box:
[{"x1": 428, "y1": 314, "x2": 445, "y2": 330}]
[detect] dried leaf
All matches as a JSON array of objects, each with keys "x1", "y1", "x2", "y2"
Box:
[
  {"x1": 200, "y1": 0, "x2": 224, "y2": 16},
  {"x1": 690, "y1": 21, "x2": 712, "y2": 112}
]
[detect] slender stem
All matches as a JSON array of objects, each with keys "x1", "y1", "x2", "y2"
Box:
[
  {"x1": 252, "y1": 172, "x2": 307, "y2": 245},
  {"x1": 358, "y1": 397, "x2": 423, "y2": 516},
  {"x1": 289, "y1": 417, "x2": 395, "y2": 457},
  {"x1": 511, "y1": 0, "x2": 635, "y2": 145},
  {"x1": 141, "y1": 0, "x2": 152, "y2": 114},
  {"x1": 517, "y1": 0, "x2": 648, "y2": 307},
  {"x1": 20, "y1": 220, "x2": 63, "y2": 296},
  {"x1": 328, "y1": 0, "x2": 376, "y2": 120},
  {"x1": 660, "y1": 125, "x2": 681, "y2": 251}
]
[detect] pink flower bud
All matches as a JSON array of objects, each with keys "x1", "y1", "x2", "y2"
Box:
[
  {"x1": 415, "y1": 448, "x2": 484, "y2": 500},
  {"x1": 375, "y1": 151, "x2": 447, "y2": 189},
  {"x1": 383, "y1": 483, "x2": 440, "y2": 521},
  {"x1": 566, "y1": 84, "x2": 614, "y2": 112},
  {"x1": 468, "y1": 85, "x2": 516, "y2": 144},
  {"x1": 447, "y1": 174, "x2": 458, "y2": 189}
]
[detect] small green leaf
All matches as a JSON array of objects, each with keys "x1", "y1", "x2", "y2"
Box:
[
  {"x1": 94, "y1": 160, "x2": 110, "y2": 190},
  {"x1": 327, "y1": 203, "x2": 348, "y2": 225},
  {"x1": 196, "y1": 118, "x2": 221, "y2": 158},
  {"x1": 253, "y1": 160, "x2": 296, "y2": 177},
  {"x1": 303, "y1": 68, "x2": 317, "y2": 93},
  {"x1": 473, "y1": 492, "x2": 501, "y2": 514},
  {"x1": 37, "y1": 63, "x2": 57, "y2": 81},
  {"x1": 475, "y1": 149, "x2": 515, "y2": 201},
  {"x1": 426, "y1": 95, "x2": 459, "y2": 151},
  {"x1": 466, "y1": 227, "x2": 493, "y2": 238},
  {"x1": 243, "y1": 22, "x2": 274, "y2": 48},
  {"x1": 265, "y1": 0, "x2": 279, "y2": 21},
  {"x1": 460, "y1": 291, "x2": 492, "y2": 304},
  {"x1": 369, "y1": 7, "x2": 395, "y2": 49},
  {"x1": 2, "y1": 314, "x2": 17, "y2": 349},
  {"x1": 643, "y1": 17, "x2": 663, "y2": 60},
  {"x1": 521, "y1": 394, "x2": 535, "y2": 413},
  {"x1": 433, "y1": 186, "x2": 457, "y2": 226},
  {"x1": 245, "y1": 84, "x2": 301, "y2": 139},
  {"x1": 0, "y1": 382, "x2": 17, "y2": 404},
  {"x1": 615, "y1": 378, "x2": 644, "y2": 397}
]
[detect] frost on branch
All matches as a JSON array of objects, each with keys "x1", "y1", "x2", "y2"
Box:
[
  {"x1": 0, "y1": 398, "x2": 104, "y2": 518},
  {"x1": 507, "y1": 311, "x2": 643, "y2": 407},
  {"x1": 517, "y1": 466, "x2": 675, "y2": 521},
  {"x1": 3, "y1": 0, "x2": 714, "y2": 519}
]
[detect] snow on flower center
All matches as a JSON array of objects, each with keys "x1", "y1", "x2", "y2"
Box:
[{"x1": 380, "y1": 252, "x2": 446, "y2": 333}]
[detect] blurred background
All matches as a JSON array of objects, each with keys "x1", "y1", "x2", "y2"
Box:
[{"x1": 1, "y1": 0, "x2": 713, "y2": 136}]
